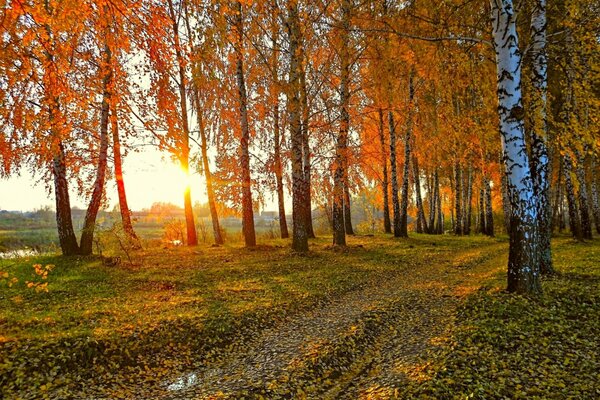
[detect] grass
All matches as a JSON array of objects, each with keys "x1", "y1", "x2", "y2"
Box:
[
  {"x1": 0, "y1": 234, "x2": 598, "y2": 398},
  {"x1": 407, "y1": 236, "x2": 600, "y2": 399},
  {"x1": 0, "y1": 234, "x2": 497, "y2": 397}
]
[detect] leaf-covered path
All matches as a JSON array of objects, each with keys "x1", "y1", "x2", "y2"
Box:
[{"x1": 161, "y1": 240, "x2": 507, "y2": 399}]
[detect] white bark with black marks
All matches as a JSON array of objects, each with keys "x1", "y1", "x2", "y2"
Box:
[{"x1": 492, "y1": 0, "x2": 540, "y2": 294}]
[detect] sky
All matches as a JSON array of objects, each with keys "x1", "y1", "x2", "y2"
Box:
[{"x1": 0, "y1": 147, "x2": 208, "y2": 212}]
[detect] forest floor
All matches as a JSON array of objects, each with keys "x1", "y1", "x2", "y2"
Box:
[{"x1": 1, "y1": 234, "x2": 598, "y2": 399}]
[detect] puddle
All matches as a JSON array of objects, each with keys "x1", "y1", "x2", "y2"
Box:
[
  {"x1": 166, "y1": 372, "x2": 199, "y2": 391},
  {"x1": 0, "y1": 249, "x2": 39, "y2": 259}
]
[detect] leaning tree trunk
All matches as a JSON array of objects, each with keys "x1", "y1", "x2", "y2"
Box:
[
  {"x1": 234, "y1": 1, "x2": 256, "y2": 247},
  {"x1": 528, "y1": 0, "x2": 553, "y2": 273},
  {"x1": 563, "y1": 153, "x2": 582, "y2": 240},
  {"x1": 399, "y1": 71, "x2": 414, "y2": 238},
  {"x1": 591, "y1": 155, "x2": 600, "y2": 234},
  {"x1": 300, "y1": 56, "x2": 315, "y2": 239},
  {"x1": 80, "y1": 44, "x2": 111, "y2": 255},
  {"x1": 378, "y1": 108, "x2": 391, "y2": 233},
  {"x1": 110, "y1": 102, "x2": 140, "y2": 246},
  {"x1": 575, "y1": 150, "x2": 593, "y2": 239},
  {"x1": 389, "y1": 111, "x2": 401, "y2": 237},
  {"x1": 492, "y1": 0, "x2": 541, "y2": 294},
  {"x1": 413, "y1": 154, "x2": 427, "y2": 233},
  {"x1": 332, "y1": 0, "x2": 351, "y2": 246}
]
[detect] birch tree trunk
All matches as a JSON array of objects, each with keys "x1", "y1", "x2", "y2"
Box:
[
  {"x1": 435, "y1": 169, "x2": 443, "y2": 234},
  {"x1": 479, "y1": 185, "x2": 486, "y2": 234},
  {"x1": 270, "y1": 13, "x2": 289, "y2": 240},
  {"x1": 193, "y1": 93, "x2": 224, "y2": 245},
  {"x1": 575, "y1": 150, "x2": 593, "y2": 239},
  {"x1": 413, "y1": 154, "x2": 427, "y2": 234},
  {"x1": 234, "y1": 1, "x2": 256, "y2": 247},
  {"x1": 378, "y1": 108, "x2": 391, "y2": 233},
  {"x1": 168, "y1": 0, "x2": 197, "y2": 247},
  {"x1": 563, "y1": 154, "x2": 582, "y2": 240},
  {"x1": 528, "y1": 0, "x2": 553, "y2": 273},
  {"x1": 44, "y1": 12, "x2": 78, "y2": 256},
  {"x1": 80, "y1": 43, "x2": 111, "y2": 255},
  {"x1": 300, "y1": 56, "x2": 315, "y2": 239},
  {"x1": 287, "y1": 0, "x2": 308, "y2": 252},
  {"x1": 53, "y1": 141, "x2": 79, "y2": 256},
  {"x1": 492, "y1": 0, "x2": 540, "y2": 294},
  {"x1": 110, "y1": 102, "x2": 140, "y2": 246},
  {"x1": 182, "y1": 3, "x2": 222, "y2": 246},
  {"x1": 389, "y1": 111, "x2": 401, "y2": 237},
  {"x1": 453, "y1": 162, "x2": 463, "y2": 235},
  {"x1": 273, "y1": 96, "x2": 289, "y2": 239},
  {"x1": 484, "y1": 175, "x2": 494, "y2": 237},
  {"x1": 343, "y1": 180, "x2": 355, "y2": 235},
  {"x1": 463, "y1": 166, "x2": 473, "y2": 235},
  {"x1": 591, "y1": 155, "x2": 600, "y2": 234},
  {"x1": 332, "y1": 0, "x2": 351, "y2": 246},
  {"x1": 399, "y1": 72, "x2": 414, "y2": 238}
]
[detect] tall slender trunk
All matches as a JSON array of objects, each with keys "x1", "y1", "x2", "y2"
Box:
[
  {"x1": 453, "y1": 162, "x2": 463, "y2": 235},
  {"x1": 343, "y1": 180, "x2": 354, "y2": 235},
  {"x1": 484, "y1": 175, "x2": 494, "y2": 237},
  {"x1": 500, "y1": 159, "x2": 512, "y2": 234},
  {"x1": 300, "y1": 54, "x2": 315, "y2": 239},
  {"x1": 399, "y1": 71, "x2": 414, "y2": 238},
  {"x1": 269, "y1": 12, "x2": 289, "y2": 240},
  {"x1": 434, "y1": 169, "x2": 443, "y2": 234},
  {"x1": 192, "y1": 93, "x2": 224, "y2": 245},
  {"x1": 591, "y1": 155, "x2": 600, "y2": 234},
  {"x1": 478, "y1": 185, "x2": 486, "y2": 234},
  {"x1": 575, "y1": 150, "x2": 593, "y2": 239},
  {"x1": 182, "y1": 3, "x2": 221, "y2": 246},
  {"x1": 110, "y1": 102, "x2": 139, "y2": 246},
  {"x1": 427, "y1": 171, "x2": 435, "y2": 233},
  {"x1": 168, "y1": 0, "x2": 197, "y2": 246},
  {"x1": 287, "y1": 0, "x2": 308, "y2": 252},
  {"x1": 53, "y1": 141, "x2": 79, "y2": 255},
  {"x1": 234, "y1": 1, "x2": 255, "y2": 247},
  {"x1": 492, "y1": 0, "x2": 540, "y2": 294},
  {"x1": 463, "y1": 166, "x2": 473, "y2": 235},
  {"x1": 273, "y1": 98, "x2": 289, "y2": 239},
  {"x1": 389, "y1": 111, "x2": 401, "y2": 237},
  {"x1": 563, "y1": 154, "x2": 582, "y2": 240},
  {"x1": 332, "y1": 0, "x2": 351, "y2": 246},
  {"x1": 44, "y1": 10, "x2": 78, "y2": 256},
  {"x1": 528, "y1": 0, "x2": 553, "y2": 273},
  {"x1": 378, "y1": 108, "x2": 391, "y2": 233},
  {"x1": 80, "y1": 43, "x2": 111, "y2": 255},
  {"x1": 551, "y1": 163, "x2": 563, "y2": 232},
  {"x1": 413, "y1": 154, "x2": 427, "y2": 233}
]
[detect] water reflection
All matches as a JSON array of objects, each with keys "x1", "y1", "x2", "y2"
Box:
[
  {"x1": 167, "y1": 372, "x2": 198, "y2": 391},
  {"x1": 0, "y1": 249, "x2": 39, "y2": 259}
]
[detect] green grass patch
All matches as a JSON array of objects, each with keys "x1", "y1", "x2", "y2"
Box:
[
  {"x1": 0, "y1": 234, "x2": 501, "y2": 398},
  {"x1": 407, "y1": 236, "x2": 600, "y2": 399}
]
